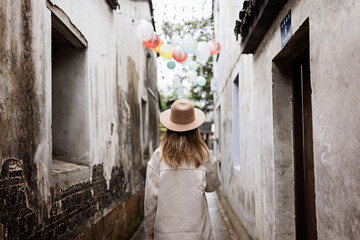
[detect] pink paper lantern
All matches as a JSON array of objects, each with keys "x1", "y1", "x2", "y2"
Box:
[
  {"x1": 172, "y1": 46, "x2": 188, "y2": 63},
  {"x1": 143, "y1": 34, "x2": 160, "y2": 49},
  {"x1": 209, "y1": 41, "x2": 221, "y2": 55}
]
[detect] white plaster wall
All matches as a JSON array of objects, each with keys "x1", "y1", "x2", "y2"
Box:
[
  {"x1": 0, "y1": 0, "x2": 157, "y2": 225},
  {"x1": 32, "y1": 0, "x2": 53, "y2": 209},
  {"x1": 214, "y1": 0, "x2": 360, "y2": 239},
  {"x1": 252, "y1": 0, "x2": 360, "y2": 239},
  {"x1": 214, "y1": 0, "x2": 266, "y2": 239},
  {"x1": 213, "y1": 0, "x2": 241, "y2": 98},
  {"x1": 47, "y1": 0, "x2": 157, "y2": 189}
]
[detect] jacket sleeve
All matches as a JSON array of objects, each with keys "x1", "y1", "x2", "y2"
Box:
[
  {"x1": 205, "y1": 154, "x2": 222, "y2": 192},
  {"x1": 144, "y1": 156, "x2": 160, "y2": 234}
]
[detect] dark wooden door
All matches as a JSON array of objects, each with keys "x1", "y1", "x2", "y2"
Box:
[{"x1": 293, "y1": 49, "x2": 318, "y2": 240}]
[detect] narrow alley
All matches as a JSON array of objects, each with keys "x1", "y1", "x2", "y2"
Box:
[
  {"x1": 1, "y1": 0, "x2": 360, "y2": 240},
  {"x1": 131, "y1": 192, "x2": 242, "y2": 240}
]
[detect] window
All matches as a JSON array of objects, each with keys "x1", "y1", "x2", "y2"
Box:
[
  {"x1": 232, "y1": 74, "x2": 240, "y2": 173},
  {"x1": 51, "y1": 7, "x2": 89, "y2": 166},
  {"x1": 141, "y1": 98, "x2": 147, "y2": 146},
  {"x1": 216, "y1": 105, "x2": 221, "y2": 157}
]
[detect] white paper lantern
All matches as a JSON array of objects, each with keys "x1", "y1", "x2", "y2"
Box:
[
  {"x1": 135, "y1": 19, "x2": 154, "y2": 41},
  {"x1": 195, "y1": 42, "x2": 210, "y2": 63},
  {"x1": 181, "y1": 35, "x2": 198, "y2": 54},
  {"x1": 181, "y1": 54, "x2": 193, "y2": 66},
  {"x1": 196, "y1": 58, "x2": 208, "y2": 65},
  {"x1": 188, "y1": 61, "x2": 199, "y2": 71},
  {"x1": 187, "y1": 70, "x2": 198, "y2": 81}
]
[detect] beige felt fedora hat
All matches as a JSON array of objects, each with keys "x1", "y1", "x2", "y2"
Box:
[{"x1": 160, "y1": 99, "x2": 205, "y2": 132}]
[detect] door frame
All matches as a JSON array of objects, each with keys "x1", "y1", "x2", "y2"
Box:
[{"x1": 272, "y1": 18, "x2": 317, "y2": 239}]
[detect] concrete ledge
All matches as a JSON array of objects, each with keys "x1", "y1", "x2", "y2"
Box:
[
  {"x1": 217, "y1": 190, "x2": 252, "y2": 240},
  {"x1": 52, "y1": 159, "x2": 90, "y2": 192}
]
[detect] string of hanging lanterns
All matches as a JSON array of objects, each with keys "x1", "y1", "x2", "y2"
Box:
[{"x1": 135, "y1": 19, "x2": 221, "y2": 87}]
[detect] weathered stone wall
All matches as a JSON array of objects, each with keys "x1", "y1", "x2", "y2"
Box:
[
  {"x1": 0, "y1": 159, "x2": 144, "y2": 239},
  {"x1": 214, "y1": 0, "x2": 360, "y2": 239},
  {"x1": 0, "y1": 159, "x2": 36, "y2": 239},
  {"x1": 0, "y1": 0, "x2": 51, "y2": 226},
  {"x1": 0, "y1": 0, "x2": 158, "y2": 239}
]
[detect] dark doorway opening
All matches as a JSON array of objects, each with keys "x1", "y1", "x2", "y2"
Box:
[{"x1": 292, "y1": 46, "x2": 317, "y2": 240}]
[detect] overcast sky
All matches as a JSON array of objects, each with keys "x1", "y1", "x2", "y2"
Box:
[{"x1": 152, "y1": 0, "x2": 212, "y2": 94}]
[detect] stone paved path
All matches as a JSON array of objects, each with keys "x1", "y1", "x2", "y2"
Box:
[{"x1": 131, "y1": 192, "x2": 240, "y2": 240}]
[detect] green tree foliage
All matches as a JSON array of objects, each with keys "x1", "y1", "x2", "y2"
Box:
[
  {"x1": 162, "y1": 18, "x2": 213, "y2": 43},
  {"x1": 160, "y1": 17, "x2": 214, "y2": 114}
]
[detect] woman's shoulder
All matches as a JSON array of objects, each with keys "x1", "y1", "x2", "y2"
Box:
[
  {"x1": 152, "y1": 147, "x2": 161, "y2": 157},
  {"x1": 147, "y1": 147, "x2": 161, "y2": 173},
  {"x1": 203, "y1": 150, "x2": 217, "y2": 171}
]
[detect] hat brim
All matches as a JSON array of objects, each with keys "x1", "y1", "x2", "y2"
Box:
[{"x1": 160, "y1": 108, "x2": 205, "y2": 132}]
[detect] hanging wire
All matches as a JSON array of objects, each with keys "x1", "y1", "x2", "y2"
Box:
[{"x1": 114, "y1": 9, "x2": 153, "y2": 26}]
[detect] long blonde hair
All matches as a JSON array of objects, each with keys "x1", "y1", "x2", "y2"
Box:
[{"x1": 160, "y1": 128, "x2": 210, "y2": 168}]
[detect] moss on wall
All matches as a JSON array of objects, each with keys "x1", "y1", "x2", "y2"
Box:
[{"x1": 0, "y1": 0, "x2": 45, "y2": 221}]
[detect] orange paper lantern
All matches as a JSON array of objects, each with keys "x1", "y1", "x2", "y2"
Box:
[{"x1": 153, "y1": 39, "x2": 163, "y2": 53}]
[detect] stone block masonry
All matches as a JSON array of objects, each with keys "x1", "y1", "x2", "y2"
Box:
[
  {"x1": 0, "y1": 159, "x2": 36, "y2": 239},
  {"x1": 0, "y1": 159, "x2": 144, "y2": 240}
]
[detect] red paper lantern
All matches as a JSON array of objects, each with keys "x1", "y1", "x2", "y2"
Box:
[
  {"x1": 172, "y1": 46, "x2": 188, "y2": 63},
  {"x1": 143, "y1": 34, "x2": 160, "y2": 49},
  {"x1": 209, "y1": 41, "x2": 221, "y2": 55}
]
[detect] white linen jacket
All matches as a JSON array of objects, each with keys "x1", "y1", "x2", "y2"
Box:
[{"x1": 144, "y1": 147, "x2": 221, "y2": 240}]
